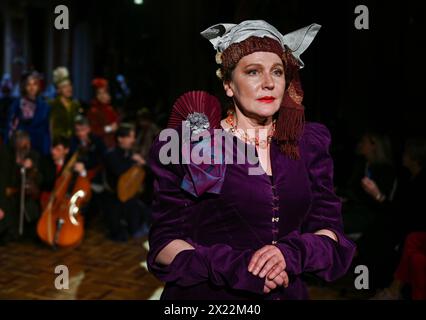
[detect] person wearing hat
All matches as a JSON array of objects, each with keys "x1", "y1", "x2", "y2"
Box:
[
  {"x1": 147, "y1": 20, "x2": 356, "y2": 300},
  {"x1": 4, "y1": 71, "x2": 51, "y2": 155},
  {"x1": 49, "y1": 66, "x2": 82, "y2": 141},
  {"x1": 87, "y1": 78, "x2": 119, "y2": 149}
]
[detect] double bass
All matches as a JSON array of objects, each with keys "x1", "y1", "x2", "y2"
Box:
[{"x1": 37, "y1": 150, "x2": 91, "y2": 248}]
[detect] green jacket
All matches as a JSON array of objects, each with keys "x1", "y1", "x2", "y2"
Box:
[{"x1": 49, "y1": 97, "x2": 81, "y2": 140}]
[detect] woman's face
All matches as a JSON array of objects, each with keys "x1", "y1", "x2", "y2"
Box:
[
  {"x1": 96, "y1": 87, "x2": 111, "y2": 105},
  {"x1": 224, "y1": 51, "x2": 285, "y2": 119},
  {"x1": 58, "y1": 82, "x2": 73, "y2": 99},
  {"x1": 357, "y1": 134, "x2": 376, "y2": 159},
  {"x1": 25, "y1": 78, "x2": 40, "y2": 99}
]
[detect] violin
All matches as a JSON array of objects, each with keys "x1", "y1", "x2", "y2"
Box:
[{"x1": 37, "y1": 150, "x2": 91, "y2": 248}]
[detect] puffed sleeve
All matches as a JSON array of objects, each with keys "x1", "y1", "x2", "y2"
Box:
[
  {"x1": 276, "y1": 123, "x2": 356, "y2": 281},
  {"x1": 147, "y1": 135, "x2": 264, "y2": 294}
]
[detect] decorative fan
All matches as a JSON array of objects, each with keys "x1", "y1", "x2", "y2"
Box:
[{"x1": 167, "y1": 91, "x2": 222, "y2": 134}]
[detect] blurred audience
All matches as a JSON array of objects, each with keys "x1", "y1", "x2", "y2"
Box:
[
  {"x1": 4, "y1": 71, "x2": 51, "y2": 155},
  {"x1": 339, "y1": 131, "x2": 396, "y2": 236},
  {"x1": 87, "y1": 78, "x2": 119, "y2": 149},
  {"x1": 49, "y1": 67, "x2": 82, "y2": 141},
  {"x1": 0, "y1": 131, "x2": 42, "y2": 243},
  {"x1": 103, "y1": 123, "x2": 150, "y2": 242},
  {"x1": 355, "y1": 136, "x2": 426, "y2": 290}
]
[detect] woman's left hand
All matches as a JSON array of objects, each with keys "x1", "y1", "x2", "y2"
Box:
[{"x1": 248, "y1": 245, "x2": 286, "y2": 279}]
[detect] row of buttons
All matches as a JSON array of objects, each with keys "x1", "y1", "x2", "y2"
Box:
[{"x1": 271, "y1": 184, "x2": 279, "y2": 245}]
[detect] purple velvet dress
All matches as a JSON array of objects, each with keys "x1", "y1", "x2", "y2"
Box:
[{"x1": 147, "y1": 122, "x2": 356, "y2": 300}]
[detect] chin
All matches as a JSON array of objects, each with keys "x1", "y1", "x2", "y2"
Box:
[{"x1": 252, "y1": 103, "x2": 280, "y2": 118}]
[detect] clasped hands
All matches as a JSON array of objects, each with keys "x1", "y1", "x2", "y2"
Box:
[{"x1": 248, "y1": 245, "x2": 288, "y2": 294}]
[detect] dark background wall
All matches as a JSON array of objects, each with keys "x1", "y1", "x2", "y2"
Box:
[{"x1": 1, "y1": 0, "x2": 425, "y2": 182}]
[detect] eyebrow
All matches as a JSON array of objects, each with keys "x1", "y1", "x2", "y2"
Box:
[{"x1": 243, "y1": 63, "x2": 284, "y2": 69}]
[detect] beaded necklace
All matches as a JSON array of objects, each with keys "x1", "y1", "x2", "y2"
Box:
[{"x1": 225, "y1": 111, "x2": 275, "y2": 148}]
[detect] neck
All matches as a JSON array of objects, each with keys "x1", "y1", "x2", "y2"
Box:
[
  {"x1": 60, "y1": 96, "x2": 70, "y2": 103},
  {"x1": 80, "y1": 137, "x2": 90, "y2": 145},
  {"x1": 54, "y1": 158, "x2": 65, "y2": 166},
  {"x1": 233, "y1": 108, "x2": 274, "y2": 133}
]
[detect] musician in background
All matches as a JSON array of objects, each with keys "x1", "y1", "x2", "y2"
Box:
[
  {"x1": 134, "y1": 108, "x2": 160, "y2": 206},
  {"x1": 0, "y1": 130, "x2": 42, "y2": 241},
  {"x1": 70, "y1": 115, "x2": 106, "y2": 225},
  {"x1": 103, "y1": 123, "x2": 149, "y2": 242},
  {"x1": 39, "y1": 136, "x2": 87, "y2": 210}
]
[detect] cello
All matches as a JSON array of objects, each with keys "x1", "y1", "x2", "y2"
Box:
[{"x1": 37, "y1": 150, "x2": 91, "y2": 248}]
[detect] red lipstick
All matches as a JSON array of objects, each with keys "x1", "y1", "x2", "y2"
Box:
[{"x1": 257, "y1": 96, "x2": 276, "y2": 103}]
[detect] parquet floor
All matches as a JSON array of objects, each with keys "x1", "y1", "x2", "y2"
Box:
[
  {"x1": 0, "y1": 220, "x2": 363, "y2": 300},
  {"x1": 0, "y1": 221, "x2": 163, "y2": 300}
]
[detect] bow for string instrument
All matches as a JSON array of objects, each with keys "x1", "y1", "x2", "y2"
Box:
[
  {"x1": 37, "y1": 149, "x2": 91, "y2": 248},
  {"x1": 18, "y1": 167, "x2": 26, "y2": 236}
]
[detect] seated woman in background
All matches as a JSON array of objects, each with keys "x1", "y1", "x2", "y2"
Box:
[
  {"x1": 339, "y1": 131, "x2": 396, "y2": 236},
  {"x1": 356, "y1": 136, "x2": 426, "y2": 290}
]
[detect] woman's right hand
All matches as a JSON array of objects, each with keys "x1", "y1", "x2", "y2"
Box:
[{"x1": 361, "y1": 177, "x2": 385, "y2": 202}]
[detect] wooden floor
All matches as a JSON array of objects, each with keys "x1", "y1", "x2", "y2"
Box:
[
  {"x1": 0, "y1": 222, "x2": 163, "y2": 300},
  {"x1": 0, "y1": 221, "x2": 365, "y2": 300}
]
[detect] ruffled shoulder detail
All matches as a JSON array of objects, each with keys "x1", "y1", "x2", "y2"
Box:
[
  {"x1": 180, "y1": 128, "x2": 226, "y2": 198},
  {"x1": 149, "y1": 126, "x2": 227, "y2": 199}
]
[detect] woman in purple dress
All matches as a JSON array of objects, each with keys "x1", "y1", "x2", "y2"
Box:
[{"x1": 147, "y1": 20, "x2": 356, "y2": 300}]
